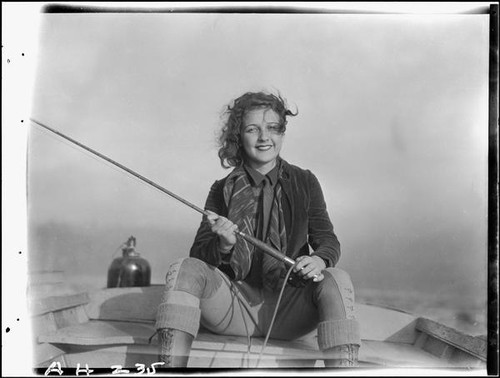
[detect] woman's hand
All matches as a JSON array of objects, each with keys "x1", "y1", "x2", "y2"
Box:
[
  {"x1": 293, "y1": 255, "x2": 326, "y2": 282},
  {"x1": 205, "y1": 210, "x2": 238, "y2": 253}
]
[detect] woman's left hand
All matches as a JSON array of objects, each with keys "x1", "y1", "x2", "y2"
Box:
[{"x1": 293, "y1": 255, "x2": 326, "y2": 282}]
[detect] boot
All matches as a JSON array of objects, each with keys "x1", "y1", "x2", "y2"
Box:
[
  {"x1": 158, "y1": 328, "x2": 194, "y2": 368},
  {"x1": 323, "y1": 344, "x2": 359, "y2": 367}
]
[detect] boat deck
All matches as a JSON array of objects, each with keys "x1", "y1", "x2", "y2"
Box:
[
  {"x1": 37, "y1": 318, "x2": 448, "y2": 368},
  {"x1": 28, "y1": 273, "x2": 487, "y2": 371}
]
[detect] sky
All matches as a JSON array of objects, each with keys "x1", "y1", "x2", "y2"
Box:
[
  {"x1": 26, "y1": 8, "x2": 490, "y2": 293},
  {"x1": 2, "y1": 3, "x2": 494, "y2": 375}
]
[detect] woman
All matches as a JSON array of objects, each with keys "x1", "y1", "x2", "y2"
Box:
[{"x1": 155, "y1": 91, "x2": 361, "y2": 368}]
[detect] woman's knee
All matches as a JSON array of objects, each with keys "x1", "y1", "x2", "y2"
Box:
[
  {"x1": 164, "y1": 257, "x2": 221, "y2": 298},
  {"x1": 315, "y1": 268, "x2": 357, "y2": 321},
  {"x1": 316, "y1": 267, "x2": 356, "y2": 302},
  {"x1": 323, "y1": 267, "x2": 354, "y2": 290}
]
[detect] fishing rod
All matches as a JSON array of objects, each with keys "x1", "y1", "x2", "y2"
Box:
[{"x1": 29, "y1": 118, "x2": 296, "y2": 268}]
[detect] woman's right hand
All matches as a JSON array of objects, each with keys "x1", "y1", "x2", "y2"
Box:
[{"x1": 205, "y1": 210, "x2": 238, "y2": 253}]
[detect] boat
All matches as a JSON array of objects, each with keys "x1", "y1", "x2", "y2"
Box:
[{"x1": 28, "y1": 270, "x2": 488, "y2": 374}]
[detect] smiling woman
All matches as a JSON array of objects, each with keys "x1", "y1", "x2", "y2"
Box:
[
  {"x1": 154, "y1": 91, "x2": 361, "y2": 368},
  {"x1": 223, "y1": 92, "x2": 295, "y2": 174},
  {"x1": 216, "y1": 92, "x2": 297, "y2": 170}
]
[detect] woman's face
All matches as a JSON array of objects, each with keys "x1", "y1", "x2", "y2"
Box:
[{"x1": 240, "y1": 107, "x2": 284, "y2": 174}]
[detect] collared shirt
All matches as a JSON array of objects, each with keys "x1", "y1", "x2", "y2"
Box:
[
  {"x1": 244, "y1": 164, "x2": 279, "y2": 189},
  {"x1": 244, "y1": 163, "x2": 279, "y2": 239}
]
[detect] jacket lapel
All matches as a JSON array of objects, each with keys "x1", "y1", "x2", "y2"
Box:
[{"x1": 278, "y1": 159, "x2": 294, "y2": 242}]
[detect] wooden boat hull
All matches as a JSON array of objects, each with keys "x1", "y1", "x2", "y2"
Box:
[{"x1": 29, "y1": 272, "x2": 487, "y2": 371}]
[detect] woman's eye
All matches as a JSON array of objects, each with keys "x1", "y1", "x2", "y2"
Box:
[
  {"x1": 245, "y1": 127, "x2": 259, "y2": 133},
  {"x1": 267, "y1": 125, "x2": 283, "y2": 134}
]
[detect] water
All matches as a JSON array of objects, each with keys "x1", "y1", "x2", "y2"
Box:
[{"x1": 356, "y1": 287, "x2": 487, "y2": 337}]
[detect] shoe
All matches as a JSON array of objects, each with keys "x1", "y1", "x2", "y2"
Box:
[{"x1": 323, "y1": 344, "x2": 359, "y2": 367}]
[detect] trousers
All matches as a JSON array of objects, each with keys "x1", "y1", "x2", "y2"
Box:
[{"x1": 155, "y1": 257, "x2": 360, "y2": 350}]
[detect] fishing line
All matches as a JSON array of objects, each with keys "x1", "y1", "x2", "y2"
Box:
[
  {"x1": 228, "y1": 282, "x2": 253, "y2": 367},
  {"x1": 256, "y1": 265, "x2": 295, "y2": 368},
  {"x1": 227, "y1": 266, "x2": 296, "y2": 368}
]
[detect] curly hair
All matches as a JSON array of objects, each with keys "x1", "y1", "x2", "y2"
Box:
[{"x1": 217, "y1": 91, "x2": 298, "y2": 168}]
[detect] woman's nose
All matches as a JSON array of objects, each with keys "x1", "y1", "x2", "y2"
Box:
[{"x1": 258, "y1": 127, "x2": 270, "y2": 140}]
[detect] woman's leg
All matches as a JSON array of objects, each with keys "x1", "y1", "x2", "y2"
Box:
[
  {"x1": 155, "y1": 257, "x2": 263, "y2": 367},
  {"x1": 264, "y1": 268, "x2": 361, "y2": 367},
  {"x1": 315, "y1": 268, "x2": 360, "y2": 367}
]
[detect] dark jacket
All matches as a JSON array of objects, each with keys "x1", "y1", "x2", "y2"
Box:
[{"x1": 189, "y1": 159, "x2": 341, "y2": 285}]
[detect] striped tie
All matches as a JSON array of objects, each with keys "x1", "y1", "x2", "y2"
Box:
[{"x1": 262, "y1": 179, "x2": 288, "y2": 291}]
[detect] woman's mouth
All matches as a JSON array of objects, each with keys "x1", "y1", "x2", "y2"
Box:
[{"x1": 256, "y1": 145, "x2": 272, "y2": 151}]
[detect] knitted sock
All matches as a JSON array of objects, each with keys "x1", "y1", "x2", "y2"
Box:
[
  {"x1": 155, "y1": 301, "x2": 201, "y2": 336},
  {"x1": 317, "y1": 319, "x2": 360, "y2": 350}
]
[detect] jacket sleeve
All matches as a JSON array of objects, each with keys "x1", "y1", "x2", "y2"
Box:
[
  {"x1": 307, "y1": 171, "x2": 341, "y2": 267},
  {"x1": 189, "y1": 180, "x2": 227, "y2": 267}
]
